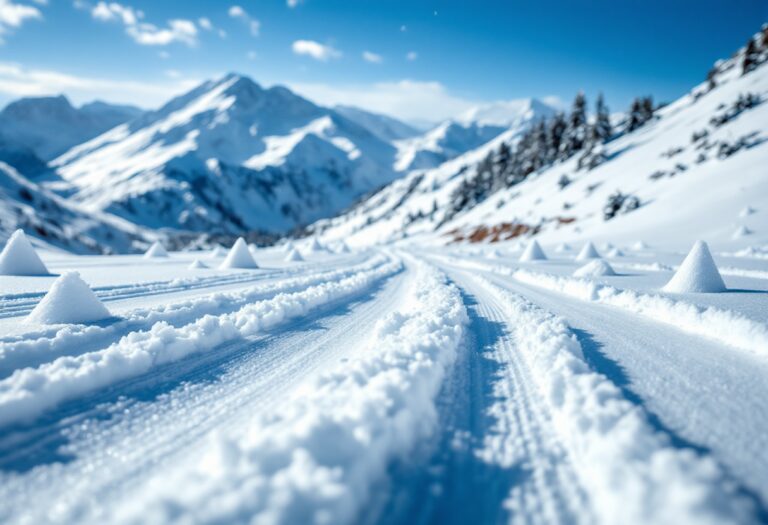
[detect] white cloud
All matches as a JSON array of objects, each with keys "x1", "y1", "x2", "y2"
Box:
[
  {"x1": 0, "y1": 61, "x2": 199, "y2": 108},
  {"x1": 541, "y1": 95, "x2": 566, "y2": 110},
  {"x1": 197, "y1": 16, "x2": 211, "y2": 30},
  {"x1": 289, "y1": 79, "x2": 481, "y2": 123},
  {"x1": 292, "y1": 40, "x2": 340, "y2": 61},
  {"x1": 406, "y1": 51, "x2": 417, "y2": 61},
  {"x1": 362, "y1": 51, "x2": 382, "y2": 64},
  {"x1": 89, "y1": 1, "x2": 197, "y2": 46},
  {"x1": 0, "y1": 0, "x2": 42, "y2": 39},
  {"x1": 286, "y1": 0, "x2": 301, "y2": 7},
  {"x1": 164, "y1": 69, "x2": 181, "y2": 79},
  {"x1": 228, "y1": 5, "x2": 259, "y2": 36}
]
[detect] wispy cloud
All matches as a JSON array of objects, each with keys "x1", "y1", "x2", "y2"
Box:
[
  {"x1": 292, "y1": 40, "x2": 341, "y2": 61},
  {"x1": 0, "y1": 61, "x2": 198, "y2": 108},
  {"x1": 362, "y1": 51, "x2": 382, "y2": 64},
  {"x1": 228, "y1": 5, "x2": 259, "y2": 36},
  {"x1": 0, "y1": 0, "x2": 42, "y2": 40},
  {"x1": 406, "y1": 51, "x2": 417, "y2": 61},
  {"x1": 286, "y1": 0, "x2": 301, "y2": 8},
  {"x1": 88, "y1": 1, "x2": 198, "y2": 47},
  {"x1": 290, "y1": 79, "x2": 480, "y2": 123}
]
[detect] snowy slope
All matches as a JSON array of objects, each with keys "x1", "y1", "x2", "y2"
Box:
[
  {"x1": 53, "y1": 74, "x2": 400, "y2": 235},
  {"x1": 0, "y1": 162, "x2": 150, "y2": 254},
  {"x1": 316, "y1": 46, "x2": 768, "y2": 253},
  {"x1": 333, "y1": 105, "x2": 420, "y2": 143},
  {"x1": 393, "y1": 98, "x2": 556, "y2": 172},
  {"x1": 0, "y1": 96, "x2": 142, "y2": 161}
]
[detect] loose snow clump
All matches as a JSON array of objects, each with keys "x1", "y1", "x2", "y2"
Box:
[
  {"x1": 188, "y1": 259, "x2": 208, "y2": 269},
  {"x1": 220, "y1": 238, "x2": 259, "y2": 269},
  {"x1": 27, "y1": 272, "x2": 111, "y2": 324},
  {"x1": 576, "y1": 241, "x2": 601, "y2": 261},
  {"x1": 663, "y1": 241, "x2": 726, "y2": 293},
  {"x1": 285, "y1": 248, "x2": 304, "y2": 262},
  {"x1": 144, "y1": 241, "x2": 168, "y2": 258},
  {"x1": 519, "y1": 240, "x2": 547, "y2": 262},
  {"x1": 574, "y1": 259, "x2": 617, "y2": 278},
  {"x1": 0, "y1": 229, "x2": 50, "y2": 276}
]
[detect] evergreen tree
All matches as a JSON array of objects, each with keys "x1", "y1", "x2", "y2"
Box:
[
  {"x1": 743, "y1": 38, "x2": 759, "y2": 75},
  {"x1": 547, "y1": 112, "x2": 567, "y2": 161},
  {"x1": 592, "y1": 93, "x2": 612, "y2": 145},
  {"x1": 560, "y1": 92, "x2": 588, "y2": 158}
]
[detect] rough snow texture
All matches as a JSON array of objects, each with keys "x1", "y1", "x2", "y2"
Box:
[
  {"x1": 0, "y1": 229, "x2": 49, "y2": 276},
  {"x1": 475, "y1": 276, "x2": 754, "y2": 524},
  {"x1": 573, "y1": 259, "x2": 616, "y2": 278},
  {"x1": 219, "y1": 238, "x2": 259, "y2": 269},
  {"x1": 26, "y1": 272, "x2": 111, "y2": 325},
  {"x1": 143, "y1": 241, "x2": 168, "y2": 258},
  {"x1": 514, "y1": 269, "x2": 768, "y2": 358},
  {"x1": 519, "y1": 240, "x2": 547, "y2": 262},
  {"x1": 113, "y1": 261, "x2": 467, "y2": 525},
  {"x1": 0, "y1": 258, "x2": 401, "y2": 427},
  {"x1": 663, "y1": 241, "x2": 726, "y2": 293}
]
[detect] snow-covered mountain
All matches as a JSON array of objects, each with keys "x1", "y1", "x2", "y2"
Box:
[
  {"x1": 313, "y1": 39, "x2": 768, "y2": 252},
  {"x1": 333, "y1": 105, "x2": 421, "y2": 143},
  {"x1": 394, "y1": 98, "x2": 556, "y2": 172},
  {"x1": 53, "y1": 74, "x2": 401, "y2": 235},
  {"x1": 0, "y1": 95, "x2": 142, "y2": 161},
  {"x1": 0, "y1": 162, "x2": 150, "y2": 254}
]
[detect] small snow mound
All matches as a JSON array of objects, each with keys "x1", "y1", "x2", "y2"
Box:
[
  {"x1": 27, "y1": 272, "x2": 111, "y2": 324},
  {"x1": 519, "y1": 240, "x2": 547, "y2": 262},
  {"x1": 732, "y1": 225, "x2": 752, "y2": 239},
  {"x1": 576, "y1": 241, "x2": 601, "y2": 261},
  {"x1": 632, "y1": 241, "x2": 649, "y2": 251},
  {"x1": 739, "y1": 206, "x2": 756, "y2": 218},
  {"x1": 601, "y1": 242, "x2": 615, "y2": 251},
  {"x1": 305, "y1": 237, "x2": 326, "y2": 253},
  {"x1": 282, "y1": 240, "x2": 296, "y2": 253},
  {"x1": 607, "y1": 247, "x2": 624, "y2": 258},
  {"x1": 210, "y1": 246, "x2": 226, "y2": 258},
  {"x1": 555, "y1": 243, "x2": 571, "y2": 253},
  {"x1": 285, "y1": 248, "x2": 304, "y2": 262},
  {"x1": 488, "y1": 249, "x2": 502, "y2": 259},
  {"x1": 188, "y1": 259, "x2": 208, "y2": 269},
  {"x1": 336, "y1": 241, "x2": 351, "y2": 254},
  {"x1": 144, "y1": 241, "x2": 168, "y2": 258},
  {"x1": 0, "y1": 229, "x2": 50, "y2": 276},
  {"x1": 249, "y1": 243, "x2": 259, "y2": 254},
  {"x1": 663, "y1": 241, "x2": 726, "y2": 293},
  {"x1": 219, "y1": 238, "x2": 259, "y2": 269},
  {"x1": 574, "y1": 259, "x2": 617, "y2": 278}
]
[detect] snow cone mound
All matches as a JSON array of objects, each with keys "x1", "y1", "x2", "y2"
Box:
[
  {"x1": 632, "y1": 240, "x2": 649, "y2": 251},
  {"x1": 607, "y1": 247, "x2": 624, "y2": 258},
  {"x1": 282, "y1": 240, "x2": 296, "y2": 253},
  {"x1": 336, "y1": 241, "x2": 351, "y2": 254},
  {"x1": 732, "y1": 225, "x2": 752, "y2": 239},
  {"x1": 555, "y1": 243, "x2": 571, "y2": 253},
  {"x1": 574, "y1": 259, "x2": 617, "y2": 278},
  {"x1": 144, "y1": 241, "x2": 168, "y2": 258},
  {"x1": 601, "y1": 242, "x2": 615, "y2": 251},
  {"x1": 220, "y1": 238, "x2": 259, "y2": 269},
  {"x1": 519, "y1": 240, "x2": 547, "y2": 262},
  {"x1": 305, "y1": 237, "x2": 326, "y2": 254},
  {"x1": 575, "y1": 241, "x2": 601, "y2": 261},
  {"x1": 27, "y1": 272, "x2": 111, "y2": 324},
  {"x1": 0, "y1": 229, "x2": 50, "y2": 276},
  {"x1": 210, "y1": 246, "x2": 226, "y2": 258},
  {"x1": 739, "y1": 206, "x2": 756, "y2": 218},
  {"x1": 663, "y1": 241, "x2": 726, "y2": 294},
  {"x1": 285, "y1": 248, "x2": 304, "y2": 262},
  {"x1": 188, "y1": 259, "x2": 208, "y2": 269},
  {"x1": 488, "y1": 249, "x2": 502, "y2": 259}
]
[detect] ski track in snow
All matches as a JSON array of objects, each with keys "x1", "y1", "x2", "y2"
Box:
[{"x1": 0, "y1": 247, "x2": 766, "y2": 524}]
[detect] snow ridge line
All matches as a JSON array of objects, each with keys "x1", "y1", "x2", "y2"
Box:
[
  {"x1": 512, "y1": 269, "x2": 768, "y2": 358},
  {"x1": 112, "y1": 260, "x2": 468, "y2": 525},
  {"x1": 0, "y1": 258, "x2": 402, "y2": 429},
  {"x1": 472, "y1": 275, "x2": 755, "y2": 525},
  {"x1": 0, "y1": 254, "x2": 392, "y2": 378}
]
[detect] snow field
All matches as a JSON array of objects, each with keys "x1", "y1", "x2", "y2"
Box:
[
  {"x1": 513, "y1": 269, "x2": 768, "y2": 358},
  {"x1": 0, "y1": 257, "x2": 402, "y2": 428},
  {"x1": 472, "y1": 275, "x2": 755, "y2": 524},
  {"x1": 109, "y1": 259, "x2": 468, "y2": 525},
  {"x1": 0, "y1": 254, "x2": 393, "y2": 378}
]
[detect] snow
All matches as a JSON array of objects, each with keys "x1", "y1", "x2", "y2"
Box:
[
  {"x1": 575, "y1": 241, "x2": 601, "y2": 261},
  {"x1": 26, "y1": 271, "x2": 112, "y2": 325},
  {"x1": 285, "y1": 248, "x2": 304, "y2": 262},
  {"x1": 188, "y1": 259, "x2": 208, "y2": 269},
  {"x1": 219, "y1": 238, "x2": 259, "y2": 269},
  {"x1": 573, "y1": 258, "x2": 616, "y2": 277},
  {"x1": 0, "y1": 229, "x2": 50, "y2": 276},
  {"x1": 663, "y1": 241, "x2": 727, "y2": 293},
  {"x1": 519, "y1": 239, "x2": 547, "y2": 262},
  {"x1": 143, "y1": 241, "x2": 168, "y2": 258}
]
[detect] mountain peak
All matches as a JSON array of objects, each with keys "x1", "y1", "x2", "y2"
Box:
[{"x1": 455, "y1": 98, "x2": 556, "y2": 127}]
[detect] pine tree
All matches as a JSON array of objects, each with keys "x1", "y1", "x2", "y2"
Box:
[
  {"x1": 547, "y1": 112, "x2": 566, "y2": 161},
  {"x1": 594, "y1": 93, "x2": 612, "y2": 143},
  {"x1": 641, "y1": 96, "x2": 654, "y2": 122},
  {"x1": 560, "y1": 92, "x2": 588, "y2": 158},
  {"x1": 743, "y1": 38, "x2": 759, "y2": 75}
]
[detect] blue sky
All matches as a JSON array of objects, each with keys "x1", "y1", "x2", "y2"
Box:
[{"x1": 0, "y1": 0, "x2": 765, "y2": 122}]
